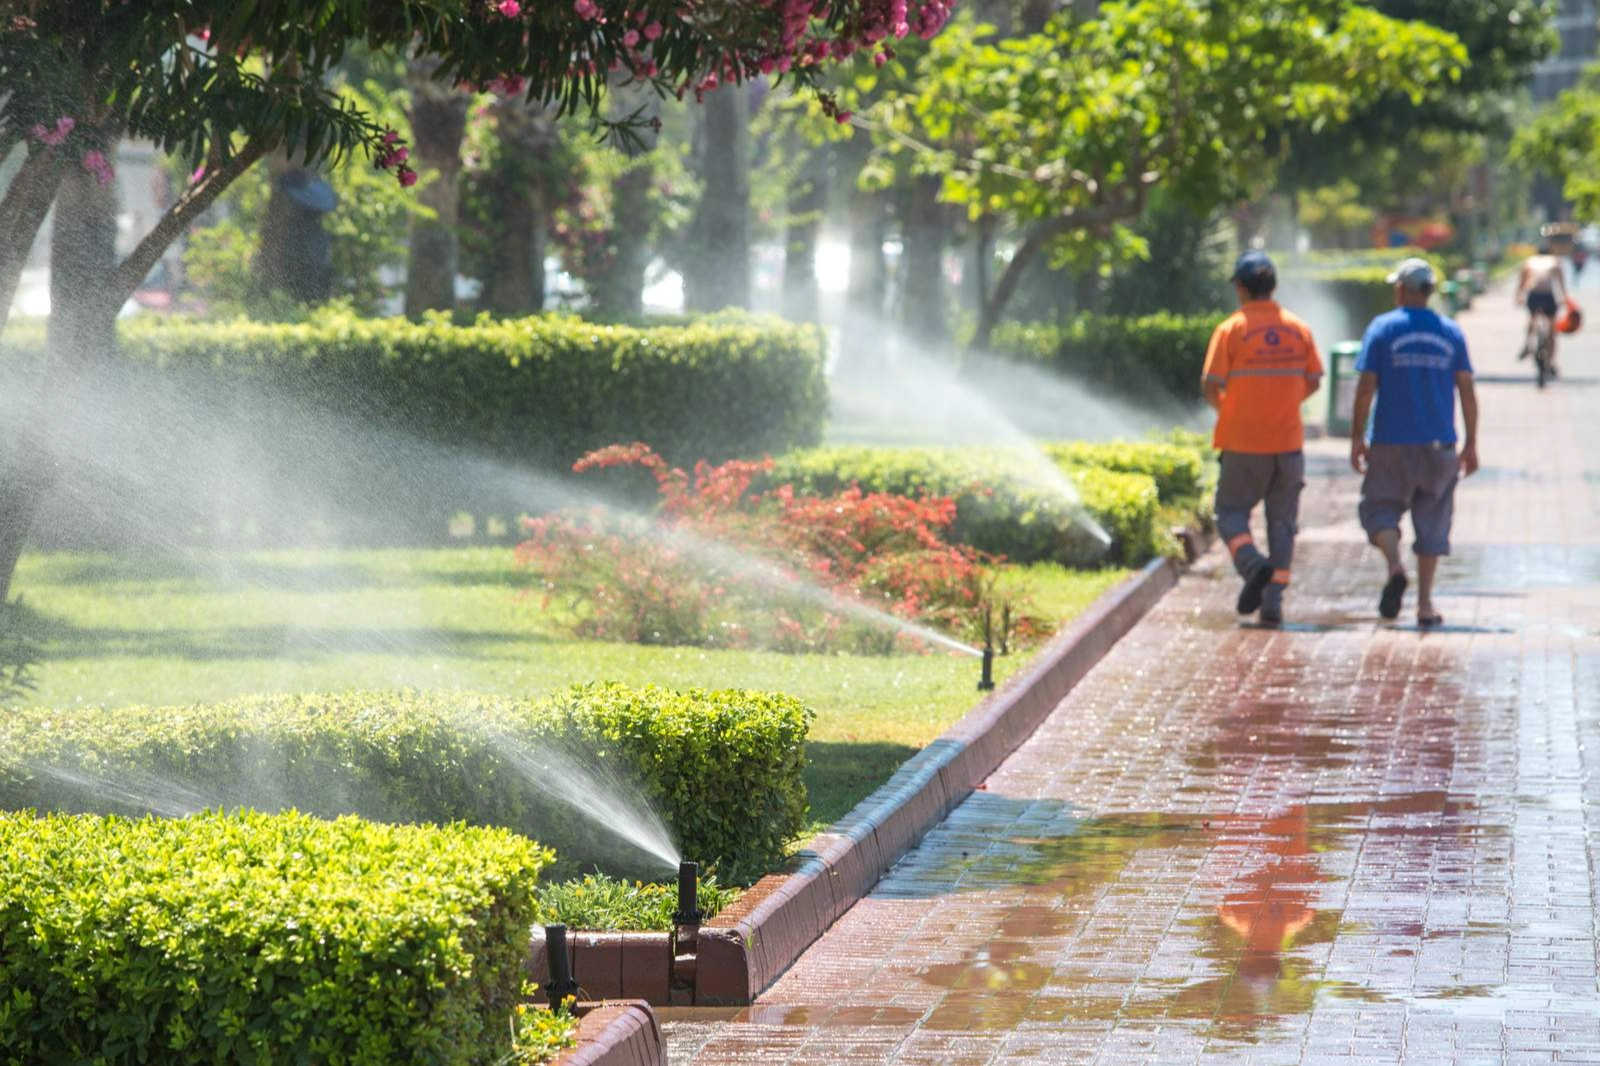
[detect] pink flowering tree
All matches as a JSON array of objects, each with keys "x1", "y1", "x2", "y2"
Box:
[{"x1": 0, "y1": 0, "x2": 955, "y2": 604}]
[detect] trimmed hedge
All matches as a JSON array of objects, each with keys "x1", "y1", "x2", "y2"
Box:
[
  {"x1": 23, "y1": 311, "x2": 828, "y2": 466},
  {"x1": 1276, "y1": 250, "x2": 1448, "y2": 343},
  {"x1": 985, "y1": 313, "x2": 1216, "y2": 402},
  {"x1": 0, "y1": 809, "x2": 548, "y2": 1065},
  {"x1": 764, "y1": 445, "x2": 1165, "y2": 566},
  {"x1": 1042, "y1": 441, "x2": 1206, "y2": 503},
  {"x1": 0, "y1": 683, "x2": 813, "y2": 880},
  {"x1": 0, "y1": 310, "x2": 827, "y2": 544}
]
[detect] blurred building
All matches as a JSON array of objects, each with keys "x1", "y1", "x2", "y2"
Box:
[
  {"x1": 1533, "y1": 0, "x2": 1599, "y2": 103},
  {"x1": 1532, "y1": 0, "x2": 1599, "y2": 220}
]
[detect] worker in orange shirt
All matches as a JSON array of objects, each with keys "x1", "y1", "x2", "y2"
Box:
[{"x1": 1202, "y1": 252, "x2": 1323, "y2": 625}]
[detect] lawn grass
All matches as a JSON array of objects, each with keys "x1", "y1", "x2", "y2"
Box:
[{"x1": 7, "y1": 547, "x2": 1129, "y2": 833}]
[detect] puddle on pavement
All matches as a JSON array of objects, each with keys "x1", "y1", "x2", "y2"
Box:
[
  {"x1": 1185, "y1": 611, "x2": 1378, "y2": 634},
  {"x1": 1440, "y1": 544, "x2": 1600, "y2": 591},
  {"x1": 727, "y1": 1003, "x2": 925, "y2": 1027},
  {"x1": 927, "y1": 807, "x2": 1209, "y2": 893},
  {"x1": 1383, "y1": 621, "x2": 1517, "y2": 635},
  {"x1": 909, "y1": 792, "x2": 1503, "y2": 1041}
]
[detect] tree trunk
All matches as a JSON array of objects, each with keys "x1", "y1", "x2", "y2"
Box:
[
  {"x1": 782, "y1": 141, "x2": 829, "y2": 323},
  {"x1": 838, "y1": 183, "x2": 889, "y2": 365},
  {"x1": 684, "y1": 83, "x2": 751, "y2": 312},
  {"x1": 973, "y1": 214, "x2": 996, "y2": 316},
  {"x1": 972, "y1": 223, "x2": 1055, "y2": 350},
  {"x1": 972, "y1": 0, "x2": 1014, "y2": 34},
  {"x1": 588, "y1": 83, "x2": 661, "y2": 319},
  {"x1": 0, "y1": 164, "x2": 121, "y2": 603},
  {"x1": 404, "y1": 60, "x2": 469, "y2": 315},
  {"x1": 479, "y1": 101, "x2": 558, "y2": 316},
  {"x1": 1021, "y1": 0, "x2": 1057, "y2": 31},
  {"x1": 898, "y1": 174, "x2": 947, "y2": 348},
  {"x1": 0, "y1": 150, "x2": 68, "y2": 340},
  {"x1": 252, "y1": 148, "x2": 337, "y2": 304},
  {"x1": 846, "y1": 189, "x2": 888, "y2": 319},
  {"x1": 593, "y1": 163, "x2": 653, "y2": 319}
]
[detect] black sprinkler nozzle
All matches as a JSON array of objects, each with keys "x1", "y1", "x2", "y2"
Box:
[
  {"x1": 543, "y1": 923, "x2": 580, "y2": 1001},
  {"x1": 673, "y1": 860, "x2": 704, "y2": 926},
  {"x1": 978, "y1": 645, "x2": 996, "y2": 691}
]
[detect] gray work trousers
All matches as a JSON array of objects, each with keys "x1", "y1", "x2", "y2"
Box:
[{"x1": 1214, "y1": 451, "x2": 1305, "y2": 581}]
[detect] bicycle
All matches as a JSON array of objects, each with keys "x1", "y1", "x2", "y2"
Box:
[{"x1": 1528, "y1": 311, "x2": 1555, "y2": 389}]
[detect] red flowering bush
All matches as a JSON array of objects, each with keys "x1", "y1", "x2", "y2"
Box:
[{"x1": 516, "y1": 443, "x2": 1042, "y2": 653}]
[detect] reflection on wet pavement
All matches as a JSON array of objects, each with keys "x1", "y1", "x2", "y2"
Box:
[{"x1": 680, "y1": 301, "x2": 1600, "y2": 1064}]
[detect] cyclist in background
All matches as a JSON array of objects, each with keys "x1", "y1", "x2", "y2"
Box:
[{"x1": 1515, "y1": 239, "x2": 1569, "y2": 372}]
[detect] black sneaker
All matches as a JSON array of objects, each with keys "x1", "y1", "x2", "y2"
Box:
[
  {"x1": 1379, "y1": 572, "x2": 1407, "y2": 620},
  {"x1": 1237, "y1": 565, "x2": 1273, "y2": 615},
  {"x1": 1259, "y1": 602, "x2": 1283, "y2": 626}
]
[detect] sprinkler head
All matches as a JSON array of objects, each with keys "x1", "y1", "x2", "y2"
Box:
[
  {"x1": 673, "y1": 860, "x2": 704, "y2": 926},
  {"x1": 978, "y1": 645, "x2": 996, "y2": 691},
  {"x1": 543, "y1": 923, "x2": 580, "y2": 1001}
]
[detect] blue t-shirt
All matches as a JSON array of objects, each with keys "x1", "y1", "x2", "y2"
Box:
[{"x1": 1356, "y1": 307, "x2": 1473, "y2": 445}]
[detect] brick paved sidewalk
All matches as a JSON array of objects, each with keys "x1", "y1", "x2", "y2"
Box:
[{"x1": 672, "y1": 289, "x2": 1600, "y2": 1065}]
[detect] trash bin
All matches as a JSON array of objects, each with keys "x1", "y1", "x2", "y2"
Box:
[
  {"x1": 1326, "y1": 341, "x2": 1362, "y2": 438},
  {"x1": 1439, "y1": 280, "x2": 1460, "y2": 315},
  {"x1": 1452, "y1": 270, "x2": 1476, "y2": 310}
]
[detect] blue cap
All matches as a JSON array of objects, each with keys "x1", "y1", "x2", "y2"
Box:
[{"x1": 1230, "y1": 250, "x2": 1276, "y2": 284}]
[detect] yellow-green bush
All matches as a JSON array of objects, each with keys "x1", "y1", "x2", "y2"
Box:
[
  {"x1": 0, "y1": 683, "x2": 813, "y2": 880},
  {"x1": 1042, "y1": 441, "x2": 1206, "y2": 502},
  {"x1": 0, "y1": 809, "x2": 548, "y2": 1065},
  {"x1": 764, "y1": 445, "x2": 1164, "y2": 566}
]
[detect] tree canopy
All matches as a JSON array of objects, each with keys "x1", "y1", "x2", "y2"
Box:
[
  {"x1": 858, "y1": 0, "x2": 1468, "y2": 343},
  {"x1": 1512, "y1": 64, "x2": 1600, "y2": 219},
  {"x1": 0, "y1": 0, "x2": 955, "y2": 331},
  {"x1": 1273, "y1": 0, "x2": 1555, "y2": 199}
]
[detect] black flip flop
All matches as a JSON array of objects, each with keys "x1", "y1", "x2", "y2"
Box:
[
  {"x1": 1237, "y1": 566, "x2": 1273, "y2": 616},
  {"x1": 1417, "y1": 612, "x2": 1444, "y2": 628},
  {"x1": 1379, "y1": 573, "x2": 1407, "y2": 620}
]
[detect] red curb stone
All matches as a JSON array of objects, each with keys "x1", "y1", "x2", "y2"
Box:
[
  {"x1": 530, "y1": 932, "x2": 671, "y2": 1006},
  {"x1": 573, "y1": 933, "x2": 624, "y2": 1001},
  {"x1": 618, "y1": 933, "x2": 671, "y2": 1005},
  {"x1": 553, "y1": 1001, "x2": 664, "y2": 1066},
  {"x1": 693, "y1": 554, "x2": 1185, "y2": 1006}
]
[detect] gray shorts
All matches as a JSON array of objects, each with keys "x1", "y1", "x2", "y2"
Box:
[{"x1": 1358, "y1": 443, "x2": 1460, "y2": 556}]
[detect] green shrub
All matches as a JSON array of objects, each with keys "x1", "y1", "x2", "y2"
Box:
[
  {"x1": 0, "y1": 809, "x2": 548, "y2": 1065},
  {"x1": 536, "y1": 872, "x2": 741, "y2": 932},
  {"x1": 1276, "y1": 250, "x2": 1448, "y2": 344},
  {"x1": 510, "y1": 999, "x2": 580, "y2": 1064},
  {"x1": 764, "y1": 445, "x2": 1162, "y2": 566},
  {"x1": 144, "y1": 309, "x2": 824, "y2": 462},
  {"x1": 0, "y1": 310, "x2": 826, "y2": 540},
  {"x1": 985, "y1": 312, "x2": 1216, "y2": 402},
  {"x1": 0, "y1": 683, "x2": 813, "y2": 881},
  {"x1": 1042, "y1": 441, "x2": 1205, "y2": 502}
]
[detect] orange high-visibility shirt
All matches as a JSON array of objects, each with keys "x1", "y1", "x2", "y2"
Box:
[{"x1": 1202, "y1": 301, "x2": 1323, "y2": 454}]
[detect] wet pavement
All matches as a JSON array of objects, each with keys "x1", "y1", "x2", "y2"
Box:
[{"x1": 671, "y1": 289, "x2": 1600, "y2": 1064}]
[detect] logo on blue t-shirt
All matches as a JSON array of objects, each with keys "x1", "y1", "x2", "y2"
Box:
[{"x1": 1355, "y1": 308, "x2": 1472, "y2": 446}]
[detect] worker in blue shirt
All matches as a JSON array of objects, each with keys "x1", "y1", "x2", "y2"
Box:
[{"x1": 1349, "y1": 258, "x2": 1480, "y2": 627}]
